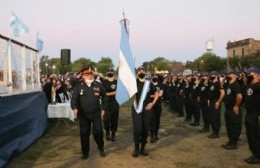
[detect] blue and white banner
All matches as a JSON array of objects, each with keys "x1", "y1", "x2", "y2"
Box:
[
  {"x1": 116, "y1": 17, "x2": 137, "y2": 105},
  {"x1": 134, "y1": 80, "x2": 150, "y2": 114},
  {"x1": 10, "y1": 12, "x2": 30, "y2": 38}
]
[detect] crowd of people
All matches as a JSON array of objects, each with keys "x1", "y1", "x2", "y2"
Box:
[{"x1": 41, "y1": 66, "x2": 260, "y2": 165}]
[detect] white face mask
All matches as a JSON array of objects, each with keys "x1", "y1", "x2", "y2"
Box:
[{"x1": 85, "y1": 79, "x2": 94, "y2": 84}]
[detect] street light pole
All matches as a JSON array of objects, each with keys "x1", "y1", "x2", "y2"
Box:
[
  {"x1": 52, "y1": 65, "x2": 56, "y2": 74},
  {"x1": 45, "y1": 63, "x2": 48, "y2": 76}
]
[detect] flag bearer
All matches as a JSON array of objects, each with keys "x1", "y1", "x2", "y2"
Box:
[{"x1": 132, "y1": 66, "x2": 159, "y2": 158}]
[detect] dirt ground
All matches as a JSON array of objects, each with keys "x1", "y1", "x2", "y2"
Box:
[{"x1": 6, "y1": 102, "x2": 259, "y2": 168}]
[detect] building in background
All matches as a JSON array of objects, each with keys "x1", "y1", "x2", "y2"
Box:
[{"x1": 226, "y1": 38, "x2": 260, "y2": 58}]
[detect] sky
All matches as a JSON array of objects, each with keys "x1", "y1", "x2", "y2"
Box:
[{"x1": 1, "y1": 0, "x2": 260, "y2": 67}]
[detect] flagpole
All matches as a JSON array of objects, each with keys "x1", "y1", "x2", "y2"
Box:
[{"x1": 7, "y1": 13, "x2": 13, "y2": 92}]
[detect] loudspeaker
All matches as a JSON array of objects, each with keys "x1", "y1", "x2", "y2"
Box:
[{"x1": 61, "y1": 49, "x2": 71, "y2": 65}]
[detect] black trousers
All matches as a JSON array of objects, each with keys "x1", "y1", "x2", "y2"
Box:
[
  {"x1": 78, "y1": 112, "x2": 104, "y2": 155},
  {"x1": 103, "y1": 101, "x2": 119, "y2": 133},
  {"x1": 225, "y1": 108, "x2": 242, "y2": 144},
  {"x1": 184, "y1": 96, "x2": 192, "y2": 119},
  {"x1": 176, "y1": 94, "x2": 184, "y2": 115},
  {"x1": 190, "y1": 98, "x2": 200, "y2": 123},
  {"x1": 150, "y1": 103, "x2": 162, "y2": 135},
  {"x1": 209, "y1": 100, "x2": 221, "y2": 134},
  {"x1": 132, "y1": 105, "x2": 151, "y2": 144},
  {"x1": 245, "y1": 113, "x2": 260, "y2": 158},
  {"x1": 200, "y1": 100, "x2": 210, "y2": 129}
]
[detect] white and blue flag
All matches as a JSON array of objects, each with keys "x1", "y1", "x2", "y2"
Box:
[
  {"x1": 36, "y1": 32, "x2": 44, "y2": 52},
  {"x1": 116, "y1": 15, "x2": 137, "y2": 105},
  {"x1": 10, "y1": 12, "x2": 30, "y2": 38}
]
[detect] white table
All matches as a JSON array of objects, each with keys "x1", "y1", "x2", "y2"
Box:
[{"x1": 47, "y1": 103, "x2": 75, "y2": 127}]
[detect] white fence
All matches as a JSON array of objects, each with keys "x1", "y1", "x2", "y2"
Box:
[{"x1": 0, "y1": 34, "x2": 40, "y2": 95}]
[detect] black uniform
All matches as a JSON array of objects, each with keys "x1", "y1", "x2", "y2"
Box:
[
  {"x1": 102, "y1": 79, "x2": 119, "y2": 138},
  {"x1": 175, "y1": 80, "x2": 184, "y2": 116},
  {"x1": 208, "y1": 81, "x2": 223, "y2": 136},
  {"x1": 183, "y1": 81, "x2": 192, "y2": 120},
  {"x1": 199, "y1": 81, "x2": 210, "y2": 130},
  {"x1": 71, "y1": 81, "x2": 108, "y2": 156},
  {"x1": 132, "y1": 79, "x2": 157, "y2": 145},
  {"x1": 244, "y1": 82, "x2": 260, "y2": 158},
  {"x1": 190, "y1": 83, "x2": 200, "y2": 125},
  {"x1": 150, "y1": 82, "x2": 162, "y2": 140},
  {"x1": 224, "y1": 81, "x2": 242, "y2": 146}
]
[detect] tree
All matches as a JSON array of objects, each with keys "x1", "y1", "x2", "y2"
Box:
[
  {"x1": 96, "y1": 57, "x2": 114, "y2": 74},
  {"x1": 71, "y1": 58, "x2": 96, "y2": 72},
  {"x1": 194, "y1": 52, "x2": 226, "y2": 72}
]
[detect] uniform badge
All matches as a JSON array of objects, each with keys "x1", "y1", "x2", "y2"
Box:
[
  {"x1": 210, "y1": 86, "x2": 215, "y2": 91},
  {"x1": 227, "y1": 88, "x2": 231, "y2": 95},
  {"x1": 247, "y1": 88, "x2": 253, "y2": 96},
  {"x1": 111, "y1": 84, "x2": 116, "y2": 89},
  {"x1": 201, "y1": 87, "x2": 205, "y2": 91}
]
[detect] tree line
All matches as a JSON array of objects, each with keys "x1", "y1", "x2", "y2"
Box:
[{"x1": 39, "y1": 51, "x2": 259, "y2": 76}]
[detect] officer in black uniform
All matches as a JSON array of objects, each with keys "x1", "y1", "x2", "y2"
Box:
[
  {"x1": 150, "y1": 75, "x2": 163, "y2": 143},
  {"x1": 199, "y1": 73, "x2": 210, "y2": 132},
  {"x1": 189, "y1": 76, "x2": 201, "y2": 126},
  {"x1": 244, "y1": 67, "x2": 260, "y2": 164},
  {"x1": 102, "y1": 68, "x2": 119, "y2": 141},
  {"x1": 132, "y1": 66, "x2": 159, "y2": 158},
  {"x1": 183, "y1": 75, "x2": 192, "y2": 121},
  {"x1": 222, "y1": 70, "x2": 243, "y2": 150},
  {"x1": 207, "y1": 71, "x2": 225, "y2": 138},
  {"x1": 71, "y1": 67, "x2": 108, "y2": 160},
  {"x1": 175, "y1": 75, "x2": 184, "y2": 117}
]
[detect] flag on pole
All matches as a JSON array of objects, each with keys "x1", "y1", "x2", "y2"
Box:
[
  {"x1": 10, "y1": 12, "x2": 30, "y2": 38},
  {"x1": 36, "y1": 32, "x2": 44, "y2": 52},
  {"x1": 116, "y1": 13, "x2": 137, "y2": 105}
]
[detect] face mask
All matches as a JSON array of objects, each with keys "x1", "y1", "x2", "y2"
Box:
[
  {"x1": 85, "y1": 79, "x2": 93, "y2": 84},
  {"x1": 138, "y1": 73, "x2": 145, "y2": 79},
  {"x1": 226, "y1": 76, "x2": 231, "y2": 83},
  {"x1": 247, "y1": 75, "x2": 254, "y2": 84},
  {"x1": 107, "y1": 73, "x2": 114, "y2": 77},
  {"x1": 152, "y1": 78, "x2": 158, "y2": 83}
]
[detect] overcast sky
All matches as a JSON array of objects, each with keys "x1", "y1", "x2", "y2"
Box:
[{"x1": 1, "y1": 0, "x2": 260, "y2": 67}]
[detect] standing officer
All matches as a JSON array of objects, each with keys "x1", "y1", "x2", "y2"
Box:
[
  {"x1": 244, "y1": 67, "x2": 260, "y2": 164},
  {"x1": 102, "y1": 68, "x2": 119, "y2": 141},
  {"x1": 132, "y1": 66, "x2": 159, "y2": 158},
  {"x1": 150, "y1": 74, "x2": 163, "y2": 143},
  {"x1": 189, "y1": 75, "x2": 200, "y2": 126},
  {"x1": 183, "y1": 75, "x2": 192, "y2": 121},
  {"x1": 199, "y1": 73, "x2": 210, "y2": 132},
  {"x1": 207, "y1": 71, "x2": 225, "y2": 138},
  {"x1": 71, "y1": 67, "x2": 108, "y2": 160},
  {"x1": 175, "y1": 75, "x2": 185, "y2": 117},
  {"x1": 222, "y1": 70, "x2": 243, "y2": 150}
]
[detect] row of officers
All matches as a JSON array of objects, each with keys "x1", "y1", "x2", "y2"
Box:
[{"x1": 70, "y1": 66, "x2": 260, "y2": 165}]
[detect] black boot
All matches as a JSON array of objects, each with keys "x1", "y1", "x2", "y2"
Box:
[
  {"x1": 132, "y1": 143, "x2": 140, "y2": 158},
  {"x1": 111, "y1": 132, "x2": 116, "y2": 141},
  {"x1": 154, "y1": 130, "x2": 159, "y2": 141},
  {"x1": 106, "y1": 131, "x2": 110, "y2": 141},
  {"x1": 150, "y1": 132, "x2": 156, "y2": 143},
  {"x1": 140, "y1": 143, "x2": 149, "y2": 156}
]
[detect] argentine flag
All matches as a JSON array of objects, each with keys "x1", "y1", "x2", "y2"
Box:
[
  {"x1": 116, "y1": 17, "x2": 137, "y2": 105},
  {"x1": 10, "y1": 12, "x2": 30, "y2": 38},
  {"x1": 36, "y1": 32, "x2": 44, "y2": 52}
]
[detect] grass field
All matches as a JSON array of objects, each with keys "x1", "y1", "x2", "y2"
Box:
[{"x1": 6, "y1": 101, "x2": 259, "y2": 168}]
